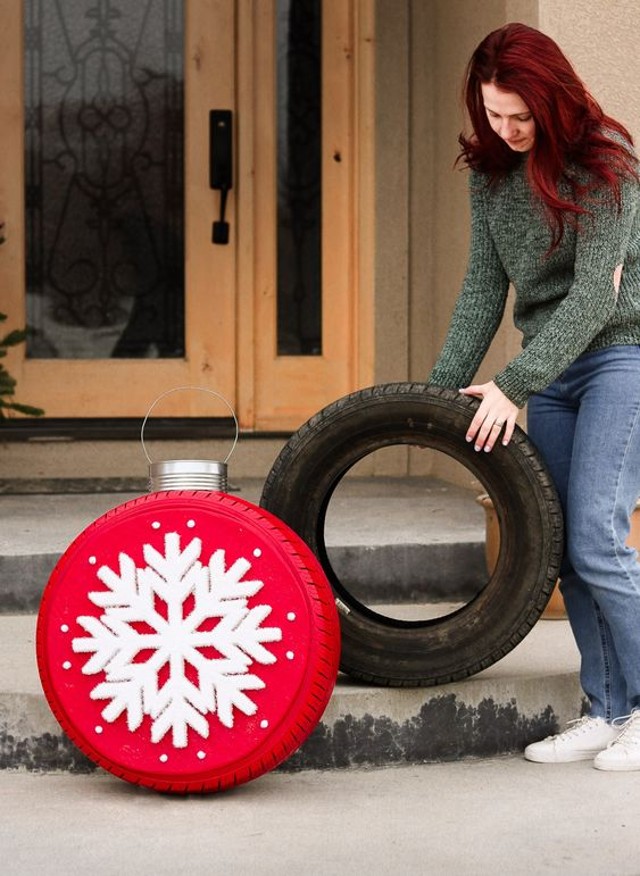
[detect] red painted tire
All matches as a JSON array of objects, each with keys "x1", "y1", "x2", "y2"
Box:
[{"x1": 37, "y1": 491, "x2": 340, "y2": 793}]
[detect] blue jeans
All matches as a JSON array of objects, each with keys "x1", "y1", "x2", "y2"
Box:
[{"x1": 527, "y1": 345, "x2": 640, "y2": 721}]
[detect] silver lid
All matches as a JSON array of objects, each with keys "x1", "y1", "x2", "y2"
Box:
[{"x1": 148, "y1": 459, "x2": 228, "y2": 493}]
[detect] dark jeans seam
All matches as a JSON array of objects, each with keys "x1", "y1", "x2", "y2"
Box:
[{"x1": 594, "y1": 601, "x2": 613, "y2": 722}]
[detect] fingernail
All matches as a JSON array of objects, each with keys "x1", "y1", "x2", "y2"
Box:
[
  {"x1": 474, "y1": 445, "x2": 481, "y2": 452},
  {"x1": 466, "y1": 436, "x2": 472, "y2": 443},
  {"x1": 484, "y1": 445, "x2": 491, "y2": 453}
]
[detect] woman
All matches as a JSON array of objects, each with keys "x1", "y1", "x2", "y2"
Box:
[{"x1": 429, "y1": 22, "x2": 640, "y2": 769}]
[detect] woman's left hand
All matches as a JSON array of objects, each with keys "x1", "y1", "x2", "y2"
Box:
[{"x1": 458, "y1": 380, "x2": 519, "y2": 452}]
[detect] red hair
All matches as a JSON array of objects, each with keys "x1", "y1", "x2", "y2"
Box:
[{"x1": 459, "y1": 23, "x2": 638, "y2": 247}]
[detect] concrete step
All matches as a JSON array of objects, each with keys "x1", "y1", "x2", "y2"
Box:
[
  {"x1": 1, "y1": 614, "x2": 581, "y2": 773},
  {"x1": 0, "y1": 434, "x2": 288, "y2": 481},
  {"x1": 0, "y1": 477, "x2": 488, "y2": 612},
  {"x1": 0, "y1": 475, "x2": 582, "y2": 775}
]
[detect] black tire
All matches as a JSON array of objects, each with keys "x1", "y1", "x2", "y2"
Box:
[{"x1": 260, "y1": 383, "x2": 564, "y2": 686}]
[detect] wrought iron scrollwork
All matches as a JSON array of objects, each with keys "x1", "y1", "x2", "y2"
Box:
[{"x1": 24, "y1": 0, "x2": 185, "y2": 359}]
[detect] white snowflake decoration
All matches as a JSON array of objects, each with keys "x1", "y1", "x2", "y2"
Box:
[{"x1": 72, "y1": 531, "x2": 283, "y2": 748}]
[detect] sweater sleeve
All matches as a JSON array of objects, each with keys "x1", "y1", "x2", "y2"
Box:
[
  {"x1": 428, "y1": 172, "x2": 510, "y2": 390},
  {"x1": 494, "y1": 175, "x2": 640, "y2": 406}
]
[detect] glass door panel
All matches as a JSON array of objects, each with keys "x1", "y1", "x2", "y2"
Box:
[
  {"x1": 24, "y1": 0, "x2": 185, "y2": 361},
  {"x1": 2, "y1": 0, "x2": 236, "y2": 419},
  {"x1": 276, "y1": 0, "x2": 322, "y2": 356}
]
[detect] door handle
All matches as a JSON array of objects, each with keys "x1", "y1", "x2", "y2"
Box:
[{"x1": 209, "y1": 110, "x2": 233, "y2": 245}]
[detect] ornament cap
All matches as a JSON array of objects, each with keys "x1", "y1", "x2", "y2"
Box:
[
  {"x1": 141, "y1": 386, "x2": 239, "y2": 494},
  {"x1": 148, "y1": 458, "x2": 228, "y2": 493}
]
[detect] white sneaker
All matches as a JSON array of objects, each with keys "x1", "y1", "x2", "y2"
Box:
[
  {"x1": 594, "y1": 711, "x2": 640, "y2": 771},
  {"x1": 524, "y1": 716, "x2": 619, "y2": 763}
]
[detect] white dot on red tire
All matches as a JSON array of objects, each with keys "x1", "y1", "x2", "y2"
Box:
[
  {"x1": 152, "y1": 521, "x2": 161, "y2": 530},
  {"x1": 253, "y1": 548, "x2": 262, "y2": 558},
  {"x1": 260, "y1": 720, "x2": 269, "y2": 729},
  {"x1": 286, "y1": 651, "x2": 294, "y2": 660},
  {"x1": 60, "y1": 624, "x2": 69, "y2": 633},
  {"x1": 62, "y1": 661, "x2": 71, "y2": 670},
  {"x1": 95, "y1": 726, "x2": 103, "y2": 735},
  {"x1": 286, "y1": 612, "x2": 296, "y2": 622},
  {"x1": 159, "y1": 754, "x2": 168, "y2": 763},
  {"x1": 197, "y1": 751, "x2": 206, "y2": 760}
]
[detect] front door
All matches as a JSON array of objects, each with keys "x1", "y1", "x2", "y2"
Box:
[{"x1": 0, "y1": 0, "x2": 373, "y2": 428}]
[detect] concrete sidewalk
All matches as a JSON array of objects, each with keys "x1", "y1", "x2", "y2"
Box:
[{"x1": 1, "y1": 759, "x2": 638, "y2": 876}]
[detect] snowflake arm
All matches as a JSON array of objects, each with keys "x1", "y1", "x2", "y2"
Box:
[
  {"x1": 149, "y1": 677, "x2": 211, "y2": 747},
  {"x1": 210, "y1": 604, "x2": 282, "y2": 665},
  {"x1": 208, "y1": 549, "x2": 264, "y2": 600},
  {"x1": 215, "y1": 673, "x2": 266, "y2": 729},
  {"x1": 90, "y1": 674, "x2": 147, "y2": 732}
]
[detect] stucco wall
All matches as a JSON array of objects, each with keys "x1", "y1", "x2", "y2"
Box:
[
  {"x1": 538, "y1": 1, "x2": 640, "y2": 141},
  {"x1": 374, "y1": 0, "x2": 411, "y2": 385},
  {"x1": 375, "y1": 0, "x2": 538, "y2": 479},
  {"x1": 375, "y1": 0, "x2": 640, "y2": 481},
  {"x1": 423, "y1": 0, "x2": 528, "y2": 384}
]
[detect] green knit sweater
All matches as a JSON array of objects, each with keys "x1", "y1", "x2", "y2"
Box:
[{"x1": 429, "y1": 155, "x2": 640, "y2": 406}]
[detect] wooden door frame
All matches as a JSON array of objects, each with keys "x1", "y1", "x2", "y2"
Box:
[{"x1": 236, "y1": 0, "x2": 375, "y2": 430}]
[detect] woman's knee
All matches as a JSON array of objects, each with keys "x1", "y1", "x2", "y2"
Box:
[
  {"x1": 566, "y1": 519, "x2": 635, "y2": 583},
  {"x1": 566, "y1": 515, "x2": 620, "y2": 580}
]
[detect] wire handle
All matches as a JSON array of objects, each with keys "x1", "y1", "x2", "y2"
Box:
[{"x1": 140, "y1": 386, "x2": 239, "y2": 465}]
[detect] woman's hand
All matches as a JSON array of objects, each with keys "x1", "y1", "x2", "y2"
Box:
[{"x1": 458, "y1": 380, "x2": 518, "y2": 452}]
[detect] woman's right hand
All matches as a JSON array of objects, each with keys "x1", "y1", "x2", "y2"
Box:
[{"x1": 458, "y1": 380, "x2": 519, "y2": 452}]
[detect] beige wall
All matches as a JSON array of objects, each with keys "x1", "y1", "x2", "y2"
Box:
[
  {"x1": 538, "y1": 1, "x2": 640, "y2": 142},
  {"x1": 374, "y1": 0, "x2": 639, "y2": 480},
  {"x1": 374, "y1": 0, "x2": 411, "y2": 384}
]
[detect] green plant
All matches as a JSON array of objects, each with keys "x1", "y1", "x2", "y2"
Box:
[{"x1": 0, "y1": 312, "x2": 45, "y2": 419}]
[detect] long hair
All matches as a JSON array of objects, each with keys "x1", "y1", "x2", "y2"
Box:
[{"x1": 459, "y1": 23, "x2": 638, "y2": 247}]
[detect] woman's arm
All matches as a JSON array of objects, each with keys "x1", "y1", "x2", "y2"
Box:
[{"x1": 429, "y1": 172, "x2": 510, "y2": 390}]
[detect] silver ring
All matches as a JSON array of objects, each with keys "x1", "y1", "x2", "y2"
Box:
[{"x1": 494, "y1": 420, "x2": 504, "y2": 427}]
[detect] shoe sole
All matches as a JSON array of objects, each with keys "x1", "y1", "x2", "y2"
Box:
[
  {"x1": 525, "y1": 750, "x2": 602, "y2": 763},
  {"x1": 593, "y1": 760, "x2": 640, "y2": 771}
]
